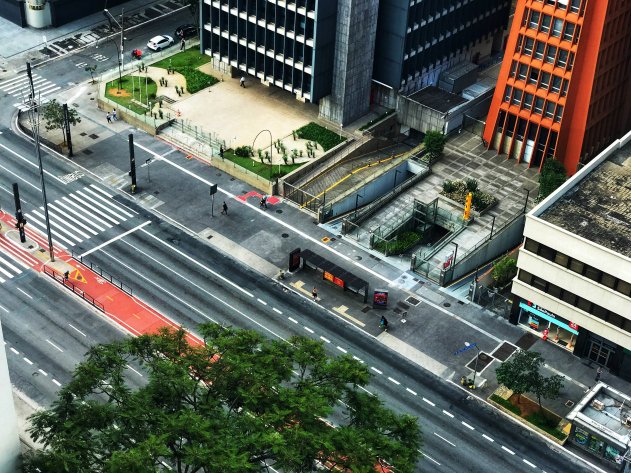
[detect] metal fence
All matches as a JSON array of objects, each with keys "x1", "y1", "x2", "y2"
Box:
[
  {"x1": 283, "y1": 181, "x2": 323, "y2": 214},
  {"x1": 43, "y1": 265, "x2": 105, "y2": 312},
  {"x1": 70, "y1": 251, "x2": 133, "y2": 296}
]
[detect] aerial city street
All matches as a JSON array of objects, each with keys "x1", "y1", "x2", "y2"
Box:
[{"x1": 0, "y1": 0, "x2": 630, "y2": 472}]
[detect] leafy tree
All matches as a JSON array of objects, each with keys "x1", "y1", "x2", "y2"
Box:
[
  {"x1": 41, "y1": 99, "x2": 81, "y2": 145},
  {"x1": 538, "y1": 158, "x2": 567, "y2": 200},
  {"x1": 423, "y1": 130, "x2": 446, "y2": 161},
  {"x1": 24, "y1": 324, "x2": 421, "y2": 473},
  {"x1": 496, "y1": 350, "x2": 564, "y2": 412},
  {"x1": 492, "y1": 256, "x2": 517, "y2": 286},
  {"x1": 84, "y1": 64, "x2": 97, "y2": 83}
]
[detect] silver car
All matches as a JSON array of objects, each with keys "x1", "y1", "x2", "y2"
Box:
[{"x1": 147, "y1": 35, "x2": 174, "y2": 51}]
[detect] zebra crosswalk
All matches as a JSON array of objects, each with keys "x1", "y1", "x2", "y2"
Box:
[
  {"x1": 25, "y1": 184, "x2": 136, "y2": 250},
  {"x1": 0, "y1": 73, "x2": 60, "y2": 111},
  {"x1": 0, "y1": 238, "x2": 35, "y2": 284}
]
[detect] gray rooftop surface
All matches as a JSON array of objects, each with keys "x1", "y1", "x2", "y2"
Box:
[
  {"x1": 539, "y1": 142, "x2": 631, "y2": 258},
  {"x1": 406, "y1": 86, "x2": 467, "y2": 113}
]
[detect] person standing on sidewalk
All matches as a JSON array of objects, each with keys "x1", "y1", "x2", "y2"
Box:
[
  {"x1": 221, "y1": 201, "x2": 228, "y2": 215},
  {"x1": 240, "y1": 76, "x2": 246, "y2": 88},
  {"x1": 112, "y1": 109, "x2": 118, "y2": 121},
  {"x1": 180, "y1": 38, "x2": 186, "y2": 51},
  {"x1": 106, "y1": 113, "x2": 112, "y2": 123},
  {"x1": 595, "y1": 366, "x2": 603, "y2": 382},
  {"x1": 312, "y1": 287, "x2": 318, "y2": 301}
]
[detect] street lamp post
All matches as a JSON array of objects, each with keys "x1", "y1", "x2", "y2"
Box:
[
  {"x1": 252, "y1": 129, "x2": 273, "y2": 181},
  {"x1": 465, "y1": 342, "x2": 480, "y2": 388},
  {"x1": 103, "y1": 8, "x2": 125, "y2": 91},
  {"x1": 145, "y1": 158, "x2": 152, "y2": 182}
]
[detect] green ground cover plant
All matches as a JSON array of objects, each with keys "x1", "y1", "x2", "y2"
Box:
[
  {"x1": 104, "y1": 76, "x2": 157, "y2": 115},
  {"x1": 296, "y1": 122, "x2": 346, "y2": 151},
  {"x1": 374, "y1": 231, "x2": 421, "y2": 255},
  {"x1": 152, "y1": 50, "x2": 218, "y2": 93},
  {"x1": 223, "y1": 150, "x2": 301, "y2": 180}
]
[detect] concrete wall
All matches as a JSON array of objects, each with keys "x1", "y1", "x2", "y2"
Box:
[
  {"x1": 0, "y1": 320, "x2": 20, "y2": 473},
  {"x1": 0, "y1": 0, "x2": 25, "y2": 27},
  {"x1": 398, "y1": 98, "x2": 446, "y2": 134}
]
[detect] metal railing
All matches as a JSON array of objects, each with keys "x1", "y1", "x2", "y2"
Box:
[
  {"x1": 43, "y1": 265, "x2": 105, "y2": 312},
  {"x1": 70, "y1": 251, "x2": 133, "y2": 296}
]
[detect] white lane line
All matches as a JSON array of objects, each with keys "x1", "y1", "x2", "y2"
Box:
[
  {"x1": 304, "y1": 326, "x2": 314, "y2": 334},
  {"x1": 23, "y1": 357, "x2": 33, "y2": 365},
  {"x1": 423, "y1": 397, "x2": 436, "y2": 407},
  {"x1": 0, "y1": 142, "x2": 64, "y2": 184},
  {"x1": 482, "y1": 434, "x2": 494, "y2": 442},
  {"x1": 336, "y1": 346, "x2": 347, "y2": 353},
  {"x1": 0, "y1": 305, "x2": 8, "y2": 313},
  {"x1": 17, "y1": 288, "x2": 33, "y2": 299},
  {"x1": 140, "y1": 229, "x2": 254, "y2": 298},
  {"x1": 80, "y1": 221, "x2": 151, "y2": 257},
  {"x1": 257, "y1": 298, "x2": 267, "y2": 305},
  {"x1": 352, "y1": 356, "x2": 364, "y2": 363},
  {"x1": 442, "y1": 410, "x2": 454, "y2": 418},
  {"x1": 38, "y1": 369, "x2": 48, "y2": 376},
  {"x1": 387, "y1": 377, "x2": 401, "y2": 385},
  {"x1": 68, "y1": 324, "x2": 87, "y2": 337},
  {"x1": 126, "y1": 364, "x2": 143, "y2": 377},
  {"x1": 433, "y1": 432, "x2": 455, "y2": 447},
  {"x1": 423, "y1": 454, "x2": 441, "y2": 466},
  {"x1": 406, "y1": 387, "x2": 417, "y2": 396},
  {"x1": 272, "y1": 307, "x2": 282, "y2": 314},
  {"x1": 523, "y1": 459, "x2": 537, "y2": 468},
  {"x1": 320, "y1": 336, "x2": 331, "y2": 343},
  {"x1": 288, "y1": 317, "x2": 298, "y2": 324},
  {"x1": 461, "y1": 421, "x2": 474, "y2": 430},
  {"x1": 10, "y1": 347, "x2": 19, "y2": 355},
  {"x1": 371, "y1": 367, "x2": 383, "y2": 375},
  {"x1": 501, "y1": 446, "x2": 515, "y2": 455},
  {"x1": 46, "y1": 340, "x2": 63, "y2": 352},
  {"x1": 52, "y1": 379, "x2": 62, "y2": 387}
]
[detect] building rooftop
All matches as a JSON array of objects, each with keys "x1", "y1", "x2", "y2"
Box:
[
  {"x1": 539, "y1": 142, "x2": 631, "y2": 257},
  {"x1": 406, "y1": 86, "x2": 467, "y2": 113}
]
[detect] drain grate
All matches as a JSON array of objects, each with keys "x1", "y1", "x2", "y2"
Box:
[
  {"x1": 491, "y1": 342, "x2": 518, "y2": 362},
  {"x1": 83, "y1": 149, "x2": 93, "y2": 155},
  {"x1": 565, "y1": 400, "x2": 575, "y2": 408},
  {"x1": 405, "y1": 296, "x2": 421, "y2": 306},
  {"x1": 466, "y1": 352, "x2": 493, "y2": 373},
  {"x1": 397, "y1": 301, "x2": 409, "y2": 310},
  {"x1": 89, "y1": 133, "x2": 99, "y2": 139},
  {"x1": 515, "y1": 333, "x2": 538, "y2": 351},
  {"x1": 361, "y1": 306, "x2": 371, "y2": 313}
]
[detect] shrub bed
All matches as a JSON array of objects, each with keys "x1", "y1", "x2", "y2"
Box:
[
  {"x1": 525, "y1": 412, "x2": 567, "y2": 441},
  {"x1": 105, "y1": 76, "x2": 157, "y2": 115},
  {"x1": 152, "y1": 51, "x2": 218, "y2": 93},
  {"x1": 490, "y1": 394, "x2": 521, "y2": 416},
  {"x1": 374, "y1": 231, "x2": 421, "y2": 255},
  {"x1": 441, "y1": 179, "x2": 497, "y2": 212},
  {"x1": 295, "y1": 122, "x2": 346, "y2": 151},
  {"x1": 359, "y1": 109, "x2": 395, "y2": 131},
  {"x1": 223, "y1": 150, "x2": 301, "y2": 180}
]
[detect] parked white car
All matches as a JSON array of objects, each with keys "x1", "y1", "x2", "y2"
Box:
[{"x1": 147, "y1": 35, "x2": 174, "y2": 51}]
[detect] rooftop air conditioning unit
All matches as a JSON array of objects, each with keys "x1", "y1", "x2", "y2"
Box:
[
  {"x1": 591, "y1": 400, "x2": 605, "y2": 411},
  {"x1": 624, "y1": 416, "x2": 631, "y2": 428}
]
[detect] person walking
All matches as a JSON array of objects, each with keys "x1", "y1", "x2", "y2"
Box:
[
  {"x1": 221, "y1": 201, "x2": 228, "y2": 215},
  {"x1": 112, "y1": 109, "x2": 117, "y2": 121},
  {"x1": 312, "y1": 287, "x2": 318, "y2": 301},
  {"x1": 180, "y1": 37, "x2": 185, "y2": 51},
  {"x1": 380, "y1": 315, "x2": 389, "y2": 331},
  {"x1": 240, "y1": 76, "x2": 246, "y2": 88},
  {"x1": 106, "y1": 113, "x2": 112, "y2": 123},
  {"x1": 595, "y1": 366, "x2": 603, "y2": 382}
]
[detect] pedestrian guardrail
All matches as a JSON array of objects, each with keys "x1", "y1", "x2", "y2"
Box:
[
  {"x1": 43, "y1": 265, "x2": 105, "y2": 313},
  {"x1": 70, "y1": 251, "x2": 133, "y2": 296}
]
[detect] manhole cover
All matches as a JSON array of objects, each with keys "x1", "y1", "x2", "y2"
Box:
[
  {"x1": 355, "y1": 256, "x2": 362, "y2": 260},
  {"x1": 276, "y1": 209, "x2": 283, "y2": 214},
  {"x1": 90, "y1": 97, "x2": 95, "y2": 100},
  {"x1": 466, "y1": 352, "x2": 493, "y2": 372},
  {"x1": 443, "y1": 302, "x2": 451, "y2": 307},
  {"x1": 89, "y1": 133, "x2": 99, "y2": 139},
  {"x1": 80, "y1": 132, "x2": 87, "y2": 136},
  {"x1": 207, "y1": 235, "x2": 213, "y2": 240},
  {"x1": 330, "y1": 237, "x2": 336, "y2": 241},
  {"x1": 361, "y1": 306, "x2": 371, "y2": 313},
  {"x1": 405, "y1": 296, "x2": 421, "y2": 306},
  {"x1": 28, "y1": 245, "x2": 34, "y2": 249},
  {"x1": 457, "y1": 300, "x2": 464, "y2": 305},
  {"x1": 281, "y1": 233, "x2": 289, "y2": 238},
  {"x1": 230, "y1": 177, "x2": 235, "y2": 181},
  {"x1": 217, "y1": 173, "x2": 222, "y2": 176},
  {"x1": 153, "y1": 191, "x2": 159, "y2": 195},
  {"x1": 491, "y1": 342, "x2": 518, "y2": 362},
  {"x1": 565, "y1": 400, "x2": 575, "y2": 408},
  {"x1": 83, "y1": 149, "x2": 93, "y2": 155},
  {"x1": 39, "y1": 249, "x2": 45, "y2": 253}
]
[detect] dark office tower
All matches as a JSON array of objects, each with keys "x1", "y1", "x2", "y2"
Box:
[
  {"x1": 371, "y1": 0, "x2": 511, "y2": 106},
  {"x1": 484, "y1": 0, "x2": 631, "y2": 175}
]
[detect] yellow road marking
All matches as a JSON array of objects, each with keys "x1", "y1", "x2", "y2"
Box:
[{"x1": 333, "y1": 305, "x2": 365, "y2": 327}]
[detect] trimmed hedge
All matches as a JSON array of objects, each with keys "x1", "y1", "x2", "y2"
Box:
[
  {"x1": 525, "y1": 412, "x2": 567, "y2": 441},
  {"x1": 295, "y1": 122, "x2": 345, "y2": 151}
]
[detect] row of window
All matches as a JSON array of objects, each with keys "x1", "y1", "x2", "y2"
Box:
[
  {"x1": 518, "y1": 269, "x2": 630, "y2": 333},
  {"x1": 523, "y1": 8, "x2": 580, "y2": 43},
  {"x1": 523, "y1": 238, "x2": 631, "y2": 297},
  {"x1": 533, "y1": 0, "x2": 584, "y2": 15},
  {"x1": 509, "y1": 60, "x2": 569, "y2": 96},
  {"x1": 503, "y1": 85, "x2": 564, "y2": 121},
  {"x1": 516, "y1": 35, "x2": 575, "y2": 71}
]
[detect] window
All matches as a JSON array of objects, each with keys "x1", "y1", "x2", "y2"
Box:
[
  {"x1": 563, "y1": 22, "x2": 575, "y2": 42},
  {"x1": 577, "y1": 298, "x2": 592, "y2": 313},
  {"x1": 556, "y1": 49, "x2": 568, "y2": 68},
  {"x1": 532, "y1": 277, "x2": 547, "y2": 292},
  {"x1": 570, "y1": 0, "x2": 580, "y2": 13},
  {"x1": 552, "y1": 18, "x2": 563, "y2": 37},
  {"x1": 601, "y1": 273, "x2": 617, "y2": 289},
  {"x1": 554, "y1": 252, "x2": 569, "y2": 267},
  {"x1": 504, "y1": 85, "x2": 513, "y2": 102},
  {"x1": 548, "y1": 284, "x2": 562, "y2": 299},
  {"x1": 592, "y1": 305, "x2": 608, "y2": 320},
  {"x1": 561, "y1": 80, "x2": 569, "y2": 97},
  {"x1": 554, "y1": 105, "x2": 563, "y2": 122},
  {"x1": 607, "y1": 312, "x2": 623, "y2": 328},
  {"x1": 544, "y1": 102, "x2": 555, "y2": 119},
  {"x1": 512, "y1": 88, "x2": 523, "y2": 106},
  {"x1": 529, "y1": 10, "x2": 541, "y2": 29},
  {"x1": 524, "y1": 238, "x2": 539, "y2": 253},
  {"x1": 617, "y1": 280, "x2": 631, "y2": 297},
  {"x1": 516, "y1": 34, "x2": 524, "y2": 52},
  {"x1": 584, "y1": 266, "x2": 601, "y2": 282},
  {"x1": 551, "y1": 75, "x2": 562, "y2": 93},
  {"x1": 539, "y1": 244, "x2": 555, "y2": 260},
  {"x1": 540, "y1": 71, "x2": 551, "y2": 89},
  {"x1": 569, "y1": 259, "x2": 585, "y2": 274},
  {"x1": 545, "y1": 45, "x2": 557, "y2": 64},
  {"x1": 573, "y1": 25, "x2": 581, "y2": 44},
  {"x1": 568, "y1": 52, "x2": 575, "y2": 70},
  {"x1": 534, "y1": 97, "x2": 544, "y2": 114},
  {"x1": 524, "y1": 37, "x2": 535, "y2": 56},
  {"x1": 540, "y1": 14, "x2": 551, "y2": 33},
  {"x1": 561, "y1": 290, "x2": 576, "y2": 305},
  {"x1": 510, "y1": 60, "x2": 518, "y2": 77},
  {"x1": 528, "y1": 67, "x2": 540, "y2": 84},
  {"x1": 518, "y1": 63, "x2": 528, "y2": 81},
  {"x1": 534, "y1": 41, "x2": 545, "y2": 60},
  {"x1": 518, "y1": 270, "x2": 533, "y2": 285},
  {"x1": 523, "y1": 93, "x2": 534, "y2": 110}
]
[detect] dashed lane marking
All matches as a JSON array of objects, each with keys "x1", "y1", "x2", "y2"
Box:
[
  {"x1": 523, "y1": 459, "x2": 537, "y2": 468},
  {"x1": 23, "y1": 357, "x2": 33, "y2": 365},
  {"x1": 501, "y1": 446, "x2": 515, "y2": 455},
  {"x1": 17, "y1": 288, "x2": 32, "y2": 299},
  {"x1": 0, "y1": 305, "x2": 7, "y2": 312},
  {"x1": 68, "y1": 324, "x2": 87, "y2": 337},
  {"x1": 272, "y1": 307, "x2": 282, "y2": 314},
  {"x1": 461, "y1": 421, "x2": 474, "y2": 430},
  {"x1": 126, "y1": 364, "x2": 144, "y2": 377},
  {"x1": 257, "y1": 298, "x2": 267, "y2": 305},
  {"x1": 442, "y1": 410, "x2": 454, "y2": 418},
  {"x1": 482, "y1": 434, "x2": 494, "y2": 442},
  {"x1": 288, "y1": 317, "x2": 298, "y2": 324},
  {"x1": 352, "y1": 356, "x2": 364, "y2": 363},
  {"x1": 10, "y1": 347, "x2": 18, "y2": 355},
  {"x1": 320, "y1": 336, "x2": 331, "y2": 343},
  {"x1": 38, "y1": 369, "x2": 48, "y2": 376},
  {"x1": 406, "y1": 388, "x2": 417, "y2": 396},
  {"x1": 423, "y1": 454, "x2": 441, "y2": 466},
  {"x1": 336, "y1": 346, "x2": 347, "y2": 353},
  {"x1": 46, "y1": 340, "x2": 63, "y2": 352},
  {"x1": 423, "y1": 397, "x2": 436, "y2": 407},
  {"x1": 52, "y1": 379, "x2": 62, "y2": 387},
  {"x1": 371, "y1": 367, "x2": 383, "y2": 375},
  {"x1": 387, "y1": 377, "x2": 401, "y2": 385},
  {"x1": 304, "y1": 326, "x2": 314, "y2": 334},
  {"x1": 433, "y1": 433, "x2": 455, "y2": 447}
]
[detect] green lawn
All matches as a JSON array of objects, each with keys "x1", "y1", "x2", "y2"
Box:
[
  {"x1": 223, "y1": 151, "x2": 302, "y2": 180},
  {"x1": 105, "y1": 76, "x2": 157, "y2": 115},
  {"x1": 151, "y1": 50, "x2": 218, "y2": 93}
]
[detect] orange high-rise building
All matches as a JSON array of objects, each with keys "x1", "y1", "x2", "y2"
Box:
[{"x1": 483, "y1": 0, "x2": 631, "y2": 175}]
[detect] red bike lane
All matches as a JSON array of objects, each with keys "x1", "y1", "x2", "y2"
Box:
[{"x1": 0, "y1": 211, "x2": 203, "y2": 347}]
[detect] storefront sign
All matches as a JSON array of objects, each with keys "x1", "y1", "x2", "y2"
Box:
[
  {"x1": 519, "y1": 302, "x2": 579, "y2": 335},
  {"x1": 529, "y1": 316, "x2": 540, "y2": 330},
  {"x1": 323, "y1": 271, "x2": 345, "y2": 288},
  {"x1": 373, "y1": 289, "x2": 389, "y2": 309},
  {"x1": 574, "y1": 427, "x2": 589, "y2": 446}
]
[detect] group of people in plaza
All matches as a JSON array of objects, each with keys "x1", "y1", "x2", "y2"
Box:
[{"x1": 105, "y1": 109, "x2": 118, "y2": 123}]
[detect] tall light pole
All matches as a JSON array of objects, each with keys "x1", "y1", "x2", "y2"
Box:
[
  {"x1": 103, "y1": 8, "x2": 125, "y2": 90},
  {"x1": 252, "y1": 129, "x2": 273, "y2": 181},
  {"x1": 465, "y1": 342, "x2": 480, "y2": 388}
]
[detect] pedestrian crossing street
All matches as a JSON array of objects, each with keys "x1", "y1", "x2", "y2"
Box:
[
  {"x1": 0, "y1": 73, "x2": 60, "y2": 111},
  {"x1": 25, "y1": 184, "x2": 136, "y2": 250}
]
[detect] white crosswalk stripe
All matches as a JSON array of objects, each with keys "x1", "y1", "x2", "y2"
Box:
[
  {"x1": 24, "y1": 185, "x2": 137, "y2": 248},
  {"x1": 0, "y1": 73, "x2": 61, "y2": 110},
  {"x1": 0, "y1": 241, "x2": 28, "y2": 284}
]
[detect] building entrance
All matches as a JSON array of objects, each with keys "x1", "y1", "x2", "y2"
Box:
[{"x1": 587, "y1": 338, "x2": 616, "y2": 367}]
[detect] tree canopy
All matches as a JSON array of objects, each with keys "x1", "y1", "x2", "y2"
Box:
[
  {"x1": 423, "y1": 130, "x2": 446, "y2": 161},
  {"x1": 41, "y1": 98, "x2": 81, "y2": 145},
  {"x1": 496, "y1": 350, "x2": 563, "y2": 411},
  {"x1": 538, "y1": 158, "x2": 567, "y2": 201},
  {"x1": 24, "y1": 324, "x2": 421, "y2": 473}
]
